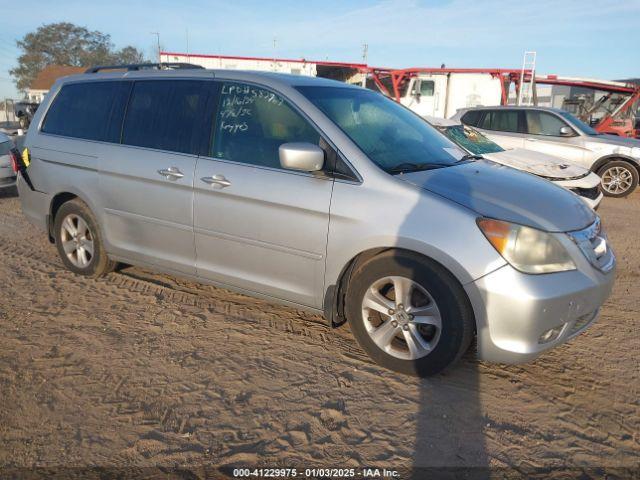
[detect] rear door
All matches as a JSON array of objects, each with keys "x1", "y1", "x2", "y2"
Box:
[
  {"x1": 473, "y1": 109, "x2": 525, "y2": 150},
  {"x1": 99, "y1": 79, "x2": 209, "y2": 275},
  {"x1": 522, "y1": 110, "x2": 586, "y2": 165},
  {"x1": 402, "y1": 76, "x2": 448, "y2": 117},
  {"x1": 193, "y1": 81, "x2": 334, "y2": 308}
]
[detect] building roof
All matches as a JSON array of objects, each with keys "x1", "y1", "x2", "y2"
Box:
[{"x1": 29, "y1": 65, "x2": 86, "y2": 90}]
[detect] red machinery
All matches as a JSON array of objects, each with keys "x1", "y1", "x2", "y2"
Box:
[{"x1": 367, "y1": 67, "x2": 640, "y2": 138}]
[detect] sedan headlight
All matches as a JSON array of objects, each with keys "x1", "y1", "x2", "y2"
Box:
[{"x1": 477, "y1": 218, "x2": 576, "y2": 274}]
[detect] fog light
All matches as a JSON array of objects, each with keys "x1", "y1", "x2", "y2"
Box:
[{"x1": 538, "y1": 326, "x2": 564, "y2": 344}]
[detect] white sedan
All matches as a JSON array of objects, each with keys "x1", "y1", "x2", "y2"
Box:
[{"x1": 424, "y1": 116, "x2": 603, "y2": 209}]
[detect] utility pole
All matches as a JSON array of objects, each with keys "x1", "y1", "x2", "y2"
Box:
[
  {"x1": 151, "y1": 32, "x2": 161, "y2": 63},
  {"x1": 186, "y1": 28, "x2": 190, "y2": 60},
  {"x1": 272, "y1": 36, "x2": 277, "y2": 71},
  {"x1": 361, "y1": 43, "x2": 368, "y2": 87}
]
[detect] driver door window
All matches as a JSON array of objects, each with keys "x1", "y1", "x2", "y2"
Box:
[
  {"x1": 525, "y1": 111, "x2": 573, "y2": 136},
  {"x1": 212, "y1": 83, "x2": 320, "y2": 170}
]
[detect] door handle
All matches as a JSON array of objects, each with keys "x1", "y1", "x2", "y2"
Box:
[
  {"x1": 201, "y1": 174, "x2": 231, "y2": 188},
  {"x1": 525, "y1": 138, "x2": 538, "y2": 142},
  {"x1": 158, "y1": 167, "x2": 184, "y2": 179}
]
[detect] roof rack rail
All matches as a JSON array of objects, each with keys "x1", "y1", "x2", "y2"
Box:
[{"x1": 84, "y1": 62, "x2": 205, "y2": 73}]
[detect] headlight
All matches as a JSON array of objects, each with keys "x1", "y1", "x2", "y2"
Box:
[{"x1": 477, "y1": 218, "x2": 576, "y2": 274}]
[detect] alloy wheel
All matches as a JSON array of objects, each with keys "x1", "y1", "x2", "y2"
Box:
[
  {"x1": 60, "y1": 214, "x2": 95, "y2": 268},
  {"x1": 361, "y1": 276, "x2": 442, "y2": 360},
  {"x1": 601, "y1": 165, "x2": 634, "y2": 195}
]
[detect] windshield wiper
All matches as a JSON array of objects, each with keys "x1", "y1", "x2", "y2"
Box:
[
  {"x1": 388, "y1": 162, "x2": 449, "y2": 174},
  {"x1": 458, "y1": 154, "x2": 484, "y2": 162}
]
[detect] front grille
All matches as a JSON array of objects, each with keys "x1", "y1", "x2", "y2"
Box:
[
  {"x1": 570, "y1": 185, "x2": 601, "y2": 200},
  {"x1": 568, "y1": 218, "x2": 615, "y2": 273}
]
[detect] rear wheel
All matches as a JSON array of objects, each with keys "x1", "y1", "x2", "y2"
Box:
[
  {"x1": 598, "y1": 160, "x2": 638, "y2": 197},
  {"x1": 345, "y1": 250, "x2": 474, "y2": 376},
  {"x1": 53, "y1": 199, "x2": 115, "y2": 277}
]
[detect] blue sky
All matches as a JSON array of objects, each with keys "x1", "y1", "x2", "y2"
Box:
[{"x1": 1, "y1": 0, "x2": 639, "y2": 98}]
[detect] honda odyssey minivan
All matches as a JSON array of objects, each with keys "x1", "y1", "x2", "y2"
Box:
[{"x1": 17, "y1": 64, "x2": 616, "y2": 376}]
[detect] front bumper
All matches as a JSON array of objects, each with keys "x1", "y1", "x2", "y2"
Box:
[
  {"x1": 465, "y1": 262, "x2": 615, "y2": 364},
  {"x1": 553, "y1": 172, "x2": 603, "y2": 210}
]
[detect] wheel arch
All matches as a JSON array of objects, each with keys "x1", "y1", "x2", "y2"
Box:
[
  {"x1": 323, "y1": 245, "x2": 475, "y2": 329},
  {"x1": 590, "y1": 154, "x2": 640, "y2": 175},
  {"x1": 48, "y1": 189, "x2": 96, "y2": 243}
]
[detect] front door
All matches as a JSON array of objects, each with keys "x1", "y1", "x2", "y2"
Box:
[
  {"x1": 401, "y1": 76, "x2": 447, "y2": 117},
  {"x1": 193, "y1": 81, "x2": 333, "y2": 308},
  {"x1": 521, "y1": 110, "x2": 587, "y2": 166}
]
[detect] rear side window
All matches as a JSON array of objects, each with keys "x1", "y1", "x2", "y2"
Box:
[
  {"x1": 122, "y1": 80, "x2": 208, "y2": 154},
  {"x1": 42, "y1": 82, "x2": 128, "y2": 142},
  {"x1": 525, "y1": 111, "x2": 573, "y2": 136},
  {"x1": 479, "y1": 110, "x2": 520, "y2": 133},
  {"x1": 211, "y1": 82, "x2": 320, "y2": 169},
  {"x1": 460, "y1": 110, "x2": 482, "y2": 126},
  {"x1": 0, "y1": 141, "x2": 11, "y2": 155}
]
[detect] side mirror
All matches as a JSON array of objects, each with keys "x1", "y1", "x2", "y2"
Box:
[
  {"x1": 279, "y1": 142, "x2": 325, "y2": 172},
  {"x1": 559, "y1": 126, "x2": 574, "y2": 137}
]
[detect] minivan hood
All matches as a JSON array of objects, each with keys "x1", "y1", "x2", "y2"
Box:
[
  {"x1": 482, "y1": 148, "x2": 589, "y2": 179},
  {"x1": 398, "y1": 160, "x2": 595, "y2": 232}
]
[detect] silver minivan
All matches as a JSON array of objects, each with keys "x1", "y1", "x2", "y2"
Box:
[{"x1": 17, "y1": 65, "x2": 616, "y2": 376}]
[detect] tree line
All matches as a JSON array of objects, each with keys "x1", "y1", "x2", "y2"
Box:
[{"x1": 10, "y1": 22, "x2": 148, "y2": 93}]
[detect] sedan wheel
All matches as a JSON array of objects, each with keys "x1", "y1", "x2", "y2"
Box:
[{"x1": 598, "y1": 161, "x2": 638, "y2": 198}]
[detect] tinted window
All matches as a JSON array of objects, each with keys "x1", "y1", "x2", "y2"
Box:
[
  {"x1": 0, "y1": 140, "x2": 11, "y2": 155},
  {"x1": 556, "y1": 110, "x2": 600, "y2": 135},
  {"x1": 212, "y1": 82, "x2": 320, "y2": 169},
  {"x1": 298, "y1": 86, "x2": 467, "y2": 172},
  {"x1": 123, "y1": 80, "x2": 207, "y2": 154},
  {"x1": 460, "y1": 110, "x2": 482, "y2": 126},
  {"x1": 42, "y1": 81, "x2": 128, "y2": 142},
  {"x1": 526, "y1": 111, "x2": 572, "y2": 136},
  {"x1": 480, "y1": 110, "x2": 520, "y2": 132}
]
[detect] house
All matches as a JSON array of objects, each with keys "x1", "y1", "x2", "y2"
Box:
[{"x1": 27, "y1": 65, "x2": 85, "y2": 103}]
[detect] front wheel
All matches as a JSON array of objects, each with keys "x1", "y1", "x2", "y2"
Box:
[
  {"x1": 345, "y1": 250, "x2": 474, "y2": 376},
  {"x1": 598, "y1": 161, "x2": 638, "y2": 197},
  {"x1": 53, "y1": 199, "x2": 115, "y2": 277}
]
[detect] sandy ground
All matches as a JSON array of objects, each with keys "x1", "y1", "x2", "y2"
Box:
[{"x1": 0, "y1": 186, "x2": 638, "y2": 478}]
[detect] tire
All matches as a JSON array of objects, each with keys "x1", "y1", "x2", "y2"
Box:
[
  {"x1": 53, "y1": 198, "x2": 115, "y2": 277},
  {"x1": 598, "y1": 160, "x2": 638, "y2": 198},
  {"x1": 345, "y1": 250, "x2": 474, "y2": 377}
]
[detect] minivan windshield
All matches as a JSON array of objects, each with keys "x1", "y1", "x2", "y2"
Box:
[
  {"x1": 556, "y1": 110, "x2": 601, "y2": 136},
  {"x1": 297, "y1": 86, "x2": 467, "y2": 173},
  {"x1": 438, "y1": 125, "x2": 504, "y2": 155}
]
